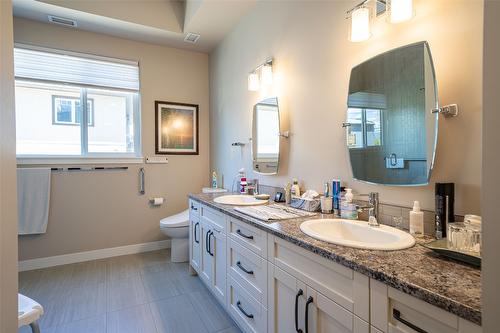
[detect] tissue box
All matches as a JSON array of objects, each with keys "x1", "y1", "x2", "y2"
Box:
[{"x1": 290, "y1": 197, "x2": 321, "y2": 212}]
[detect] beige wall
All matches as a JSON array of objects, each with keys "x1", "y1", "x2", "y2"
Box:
[
  {"x1": 15, "y1": 18, "x2": 210, "y2": 260},
  {"x1": 0, "y1": 0, "x2": 19, "y2": 331},
  {"x1": 210, "y1": 0, "x2": 483, "y2": 214},
  {"x1": 482, "y1": 0, "x2": 500, "y2": 331}
]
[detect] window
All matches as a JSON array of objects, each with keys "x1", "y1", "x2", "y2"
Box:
[
  {"x1": 14, "y1": 46, "x2": 141, "y2": 160},
  {"x1": 347, "y1": 108, "x2": 382, "y2": 148},
  {"x1": 53, "y1": 96, "x2": 94, "y2": 126}
]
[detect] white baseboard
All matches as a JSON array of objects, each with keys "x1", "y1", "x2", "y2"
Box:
[{"x1": 19, "y1": 239, "x2": 171, "y2": 272}]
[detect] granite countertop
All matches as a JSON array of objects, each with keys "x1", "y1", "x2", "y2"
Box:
[{"x1": 189, "y1": 192, "x2": 482, "y2": 325}]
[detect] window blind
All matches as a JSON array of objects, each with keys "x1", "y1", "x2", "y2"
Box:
[{"x1": 14, "y1": 46, "x2": 139, "y2": 91}]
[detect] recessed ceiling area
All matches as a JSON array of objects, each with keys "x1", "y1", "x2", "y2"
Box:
[{"x1": 12, "y1": 0, "x2": 257, "y2": 52}]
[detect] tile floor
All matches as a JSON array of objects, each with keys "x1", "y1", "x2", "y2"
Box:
[{"x1": 19, "y1": 250, "x2": 241, "y2": 333}]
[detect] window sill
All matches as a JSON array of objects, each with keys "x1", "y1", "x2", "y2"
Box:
[{"x1": 17, "y1": 157, "x2": 144, "y2": 166}]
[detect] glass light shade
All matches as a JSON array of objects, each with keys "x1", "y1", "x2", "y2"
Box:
[
  {"x1": 261, "y1": 64, "x2": 273, "y2": 86},
  {"x1": 350, "y1": 7, "x2": 371, "y2": 42},
  {"x1": 390, "y1": 0, "x2": 413, "y2": 23},
  {"x1": 248, "y1": 72, "x2": 260, "y2": 91}
]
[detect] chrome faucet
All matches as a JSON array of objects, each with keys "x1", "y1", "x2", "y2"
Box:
[{"x1": 356, "y1": 192, "x2": 380, "y2": 227}]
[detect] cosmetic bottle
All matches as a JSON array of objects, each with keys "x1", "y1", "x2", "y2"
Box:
[{"x1": 410, "y1": 201, "x2": 424, "y2": 235}]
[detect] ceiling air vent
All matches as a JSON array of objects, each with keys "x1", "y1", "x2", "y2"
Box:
[
  {"x1": 184, "y1": 32, "x2": 200, "y2": 44},
  {"x1": 48, "y1": 15, "x2": 77, "y2": 28}
]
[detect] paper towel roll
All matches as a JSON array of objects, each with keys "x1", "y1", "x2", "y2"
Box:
[{"x1": 150, "y1": 197, "x2": 164, "y2": 206}]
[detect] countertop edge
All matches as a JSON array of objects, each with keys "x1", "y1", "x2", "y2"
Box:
[{"x1": 188, "y1": 194, "x2": 482, "y2": 326}]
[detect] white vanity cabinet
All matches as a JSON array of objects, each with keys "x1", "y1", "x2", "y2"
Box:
[
  {"x1": 197, "y1": 204, "x2": 228, "y2": 307},
  {"x1": 188, "y1": 201, "x2": 481, "y2": 333},
  {"x1": 268, "y1": 235, "x2": 370, "y2": 333},
  {"x1": 267, "y1": 263, "x2": 307, "y2": 333}
]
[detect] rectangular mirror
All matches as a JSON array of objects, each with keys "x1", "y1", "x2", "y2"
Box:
[
  {"x1": 252, "y1": 97, "x2": 280, "y2": 175},
  {"x1": 346, "y1": 42, "x2": 438, "y2": 186}
]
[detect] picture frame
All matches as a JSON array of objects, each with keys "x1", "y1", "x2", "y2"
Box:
[{"x1": 155, "y1": 101, "x2": 199, "y2": 155}]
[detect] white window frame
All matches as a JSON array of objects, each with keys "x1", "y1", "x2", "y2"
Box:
[{"x1": 15, "y1": 44, "x2": 143, "y2": 165}]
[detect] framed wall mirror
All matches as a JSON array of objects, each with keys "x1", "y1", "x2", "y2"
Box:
[
  {"x1": 346, "y1": 42, "x2": 438, "y2": 186},
  {"x1": 252, "y1": 97, "x2": 280, "y2": 175}
]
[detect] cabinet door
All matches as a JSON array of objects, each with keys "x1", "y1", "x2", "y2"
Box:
[
  {"x1": 189, "y1": 218, "x2": 201, "y2": 273},
  {"x1": 268, "y1": 263, "x2": 307, "y2": 333},
  {"x1": 199, "y1": 220, "x2": 213, "y2": 285},
  {"x1": 212, "y1": 228, "x2": 227, "y2": 306},
  {"x1": 306, "y1": 286, "x2": 369, "y2": 333}
]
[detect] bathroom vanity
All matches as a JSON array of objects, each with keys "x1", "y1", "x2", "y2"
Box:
[{"x1": 188, "y1": 193, "x2": 481, "y2": 333}]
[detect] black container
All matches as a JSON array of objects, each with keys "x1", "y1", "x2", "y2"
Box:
[{"x1": 435, "y1": 183, "x2": 455, "y2": 238}]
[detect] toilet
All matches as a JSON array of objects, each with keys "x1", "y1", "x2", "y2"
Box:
[
  {"x1": 160, "y1": 187, "x2": 227, "y2": 262},
  {"x1": 160, "y1": 209, "x2": 190, "y2": 262}
]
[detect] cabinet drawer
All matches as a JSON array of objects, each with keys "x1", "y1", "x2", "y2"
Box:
[
  {"x1": 228, "y1": 277, "x2": 267, "y2": 333},
  {"x1": 370, "y1": 280, "x2": 482, "y2": 333},
  {"x1": 229, "y1": 218, "x2": 267, "y2": 257},
  {"x1": 268, "y1": 236, "x2": 369, "y2": 321},
  {"x1": 189, "y1": 199, "x2": 200, "y2": 219},
  {"x1": 228, "y1": 238, "x2": 267, "y2": 306},
  {"x1": 201, "y1": 204, "x2": 226, "y2": 234}
]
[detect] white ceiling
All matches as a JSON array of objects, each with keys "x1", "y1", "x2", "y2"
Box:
[{"x1": 12, "y1": 0, "x2": 257, "y2": 52}]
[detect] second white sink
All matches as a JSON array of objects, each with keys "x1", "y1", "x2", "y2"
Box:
[
  {"x1": 213, "y1": 194, "x2": 268, "y2": 206},
  {"x1": 300, "y1": 219, "x2": 415, "y2": 250}
]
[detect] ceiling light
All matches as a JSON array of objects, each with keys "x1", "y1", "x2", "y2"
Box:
[
  {"x1": 390, "y1": 0, "x2": 413, "y2": 23},
  {"x1": 248, "y1": 72, "x2": 260, "y2": 91},
  {"x1": 350, "y1": 6, "x2": 371, "y2": 42}
]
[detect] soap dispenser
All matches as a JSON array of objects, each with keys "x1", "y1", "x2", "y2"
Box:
[{"x1": 410, "y1": 201, "x2": 424, "y2": 235}]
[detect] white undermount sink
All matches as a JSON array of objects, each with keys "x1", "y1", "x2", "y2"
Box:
[
  {"x1": 300, "y1": 219, "x2": 415, "y2": 250},
  {"x1": 213, "y1": 194, "x2": 268, "y2": 206}
]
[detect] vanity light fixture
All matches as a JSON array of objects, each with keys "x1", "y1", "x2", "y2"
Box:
[
  {"x1": 389, "y1": 0, "x2": 413, "y2": 23},
  {"x1": 247, "y1": 59, "x2": 273, "y2": 92},
  {"x1": 347, "y1": 0, "x2": 414, "y2": 42},
  {"x1": 248, "y1": 72, "x2": 260, "y2": 91},
  {"x1": 349, "y1": 6, "x2": 371, "y2": 42}
]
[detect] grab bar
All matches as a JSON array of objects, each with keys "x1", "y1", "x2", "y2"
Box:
[
  {"x1": 49, "y1": 166, "x2": 129, "y2": 172},
  {"x1": 139, "y1": 167, "x2": 145, "y2": 195}
]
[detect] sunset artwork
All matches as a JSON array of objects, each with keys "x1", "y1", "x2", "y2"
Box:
[{"x1": 155, "y1": 101, "x2": 198, "y2": 155}]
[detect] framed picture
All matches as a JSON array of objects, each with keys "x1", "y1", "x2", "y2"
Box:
[{"x1": 155, "y1": 101, "x2": 199, "y2": 155}]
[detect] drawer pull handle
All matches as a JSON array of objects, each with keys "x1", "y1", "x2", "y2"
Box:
[
  {"x1": 208, "y1": 231, "x2": 214, "y2": 256},
  {"x1": 295, "y1": 289, "x2": 303, "y2": 333},
  {"x1": 191, "y1": 204, "x2": 198, "y2": 211},
  {"x1": 305, "y1": 296, "x2": 313, "y2": 333},
  {"x1": 205, "y1": 230, "x2": 210, "y2": 254},
  {"x1": 194, "y1": 222, "x2": 199, "y2": 244},
  {"x1": 236, "y1": 261, "x2": 254, "y2": 275},
  {"x1": 236, "y1": 301, "x2": 254, "y2": 319},
  {"x1": 393, "y1": 309, "x2": 428, "y2": 333},
  {"x1": 236, "y1": 229, "x2": 254, "y2": 239}
]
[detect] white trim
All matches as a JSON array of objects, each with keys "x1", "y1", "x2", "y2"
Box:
[
  {"x1": 17, "y1": 157, "x2": 144, "y2": 165},
  {"x1": 19, "y1": 239, "x2": 171, "y2": 272}
]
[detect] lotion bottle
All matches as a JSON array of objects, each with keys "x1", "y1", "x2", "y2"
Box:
[{"x1": 410, "y1": 201, "x2": 424, "y2": 235}]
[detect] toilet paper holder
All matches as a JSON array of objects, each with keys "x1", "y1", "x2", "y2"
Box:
[{"x1": 149, "y1": 197, "x2": 165, "y2": 206}]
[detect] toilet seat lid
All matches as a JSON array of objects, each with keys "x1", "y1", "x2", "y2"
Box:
[{"x1": 160, "y1": 209, "x2": 189, "y2": 228}]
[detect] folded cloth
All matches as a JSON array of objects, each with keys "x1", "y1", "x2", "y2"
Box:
[
  {"x1": 234, "y1": 204, "x2": 316, "y2": 221},
  {"x1": 17, "y1": 168, "x2": 51, "y2": 235}
]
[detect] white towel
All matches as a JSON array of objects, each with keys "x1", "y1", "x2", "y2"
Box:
[{"x1": 17, "y1": 168, "x2": 51, "y2": 235}]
